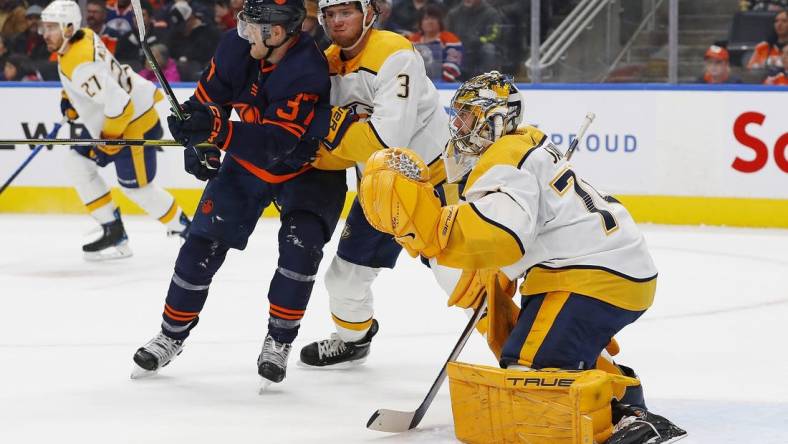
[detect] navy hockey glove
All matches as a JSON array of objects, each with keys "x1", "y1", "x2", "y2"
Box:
[
  {"x1": 184, "y1": 146, "x2": 221, "y2": 181},
  {"x1": 60, "y1": 96, "x2": 78, "y2": 122},
  {"x1": 307, "y1": 103, "x2": 357, "y2": 151},
  {"x1": 169, "y1": 102, "x2": 230, "y2": 147},
  {"x1": 167, "y1": 99, "x2": 212, "y2": 146},
  {"x1": 281, "y1": 136, "x2": 320, "y2": 169}
]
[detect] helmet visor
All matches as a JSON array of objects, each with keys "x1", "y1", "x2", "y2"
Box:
[{"x1": 237, "y1": 11, "x2": 272, "y2": 42}]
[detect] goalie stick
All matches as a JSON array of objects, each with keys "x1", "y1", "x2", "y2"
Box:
[
  {"x1": 565, "y1": 112, "x2": 596, "y2": 161},
  {"x1": 366, "y1": 297, "x2": 488, "y2": 433}
]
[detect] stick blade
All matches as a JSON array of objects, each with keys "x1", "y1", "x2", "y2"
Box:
[{"x1": 366, "y1": 409, "x2": 416, "y2": 433}]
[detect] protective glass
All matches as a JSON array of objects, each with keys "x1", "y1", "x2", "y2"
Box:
[{"x1": 236, "y1": 12, "x2": 272, "y2": 42}]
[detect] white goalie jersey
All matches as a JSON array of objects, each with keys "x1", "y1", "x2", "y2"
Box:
[
  {"x1": 58, "y1": 28, "x2": 162, "y2": 141},
  {"x1": 441, "y1": 126, "x2": 657, "y2": 312},
  {"x1": 324, "y1": 29, "x2": 449, "y2": 183}
]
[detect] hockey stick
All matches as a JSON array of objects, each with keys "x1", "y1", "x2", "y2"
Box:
[
  {"x1": 366, "y1": 297, "x2": 488, "y2": 433},
  {"x1": 0, "y1": 138, "x2": 213, "y2": 147},
  {"x1": 565, "y1": 112, "x2": 596, "y2": 161},
  {"x1": 130, "y1": 0, "x2": 185, "y2": 120},
  {"x1": 0, "y1": 120, "x2": 65, "y2": 196},
  {"x1": 130, "y1": 0, "x2": 220, "y2": 172}
]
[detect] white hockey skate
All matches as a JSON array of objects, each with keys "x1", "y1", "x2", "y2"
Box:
[
  {"x1": 257, "y1": 333, "x2": 291, "y2": 394},
  {"x1": 130, "y1": 331, "x2": 184, "y2": 379}
]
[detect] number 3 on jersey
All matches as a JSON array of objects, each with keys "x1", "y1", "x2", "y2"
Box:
[{"x1": 550, "y1": 167, "x2": 620, "y2": 234}]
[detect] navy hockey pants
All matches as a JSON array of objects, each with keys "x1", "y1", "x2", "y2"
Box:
[{"x1": 161, "y1": 157, "x2": 346, "y2": 343}]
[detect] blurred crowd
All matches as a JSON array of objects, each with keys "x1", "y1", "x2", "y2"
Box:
[
  {"x1": 699, "y1": 2, "x2": 786, "y2": 85},
  {"x1": 0, "y1": 0, "x2": 561, "y2": 83},
  {"x1": 0, "y1": 0, "x2": 785, "y2": 85}
]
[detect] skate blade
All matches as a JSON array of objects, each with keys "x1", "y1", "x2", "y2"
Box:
[
  {"x1": 84, "y1": 242, "x2": 133, "y2": 262},
  {"x1": 258, "y1": 378, "x2": 275, "y2": 394},
  {"x1": 296, "y1": 356, "x2": 367, "y2": 370},
  {"x1": 650, "y1": 434, "x2": 688, "y2": 444},
  {"x1": 130, "y1": 363, "x2": 158, "y2": 380}
]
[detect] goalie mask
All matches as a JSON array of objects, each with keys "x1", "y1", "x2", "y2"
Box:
[
  {"x1": 443, "y1": 71, "x2": 523, "y2": 183},
  {"x1": 237, "y1": 0, "x2": 306, "y2": 45}
]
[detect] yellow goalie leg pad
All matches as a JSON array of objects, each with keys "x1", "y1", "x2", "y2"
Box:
[{"x1": 447, "y1": 363, "x2": 640, "y2": 444}]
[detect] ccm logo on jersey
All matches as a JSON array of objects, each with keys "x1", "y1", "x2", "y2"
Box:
[
  {"x1": 507, "y1": 377, "x2": 576, "y2": 387},
  {"x1": 732, "y1": 111, "x2": 788, "y2": 173},
  {"x1": 207, "y1": 105, "x2": 223, "y2": 143}
]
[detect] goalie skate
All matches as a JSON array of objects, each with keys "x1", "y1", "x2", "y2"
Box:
[
  {"x1": 257, "y1": 333, "x2": 292, "y2": 393},
  {"x1": 130, "y1": 331, "x2": 184, "y2": 379},
  {"x1": 299, "y1": 319, "x2": 378, "y2": 369},
  {"x1": 83, "y1": 217, "x2": 132, "y2": 261},
  {"x1": 606, "y1": 402, "x2": 688, "y2": 444}
]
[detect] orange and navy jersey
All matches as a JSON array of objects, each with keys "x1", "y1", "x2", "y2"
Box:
[
  {"x1": 191, "y1": 30, "x2": 330, "y2": 181},
  {"x1": 747, "y1": 41, "x2": 785, "y2": 70},
  {"x1": 765, "y1": 71, "x2": 788, "y2": 85}
]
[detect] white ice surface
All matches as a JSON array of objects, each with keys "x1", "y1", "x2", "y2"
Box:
[{"x1": 1, "y1": 215, "x2": 787, "y2": 443}]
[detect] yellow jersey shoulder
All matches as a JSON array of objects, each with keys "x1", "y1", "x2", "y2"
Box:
[
  {"x1": 326, "y1": 29, "x2": 414, "y2": 75},
  {"x1": 60, "y1": 28, "x2": 97, "y2": 80},
  {"x1": 465, "y1": 126, "x2": 548, "y2": 190}
]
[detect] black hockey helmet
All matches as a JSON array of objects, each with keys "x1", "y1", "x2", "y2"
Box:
[{"x1": 240, "y1": 0, "x2": 306, "y2": 35}]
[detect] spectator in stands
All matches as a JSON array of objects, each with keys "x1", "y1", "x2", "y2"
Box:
[
  {"x1": 447, "y1": 0, "x2": 503, "y2": 78},
  {"x1": 0, "y1": 35, "x2": 9, "y2": 80},
  {"x1": 214, "y1": 0, "x2": 237, "y2": 32},
  {"x1": 698, "y1": 45, "x2": 742, "y2": 84},
  {"x1": 138, "y1": 0, "x2": 170, "y2": 47},
  {"x1": 11, "y1": 5, "x2": 48, "y2": 60},
  {"x1": 302, "y1": 0, "x2": 330, "y2": 50},
  {"x1": 167, "y1": 0, "x2": 219, "y2": 80},
  {"x1": 747, "y1": 9, "x2": 787, "y2": 71},
  {"x1": 409, "y1": 5, "x2": 462, "y2": 82},
  {"x1": 374, "y1": 0, "x2": 407, "y2": 34},
  {"x1": 391, "y1": 0, "x2": 437, "y2": 35},
  {"x1": 742, "y1": 0, "x2": 788, "y2": 11},
  {"x1": 3, "y1": 53, "x2": 42, "y2": 81},
  {"x1": 0, "y1": 0, "x2": 27, "y2": 38},
  {"x1": 138, "y1": 42, "x2": 180, "y2": 82},
  {"x1": 764, "y1": 44, "x2": 788, "y2": 83},
  {"x1": 106, "y1": 0, "x2": 136, "y2": 38}
]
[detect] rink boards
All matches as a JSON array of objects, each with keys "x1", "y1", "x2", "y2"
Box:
[{"x1": 0, "y1": 82, "x2": 786, "y2": 227}]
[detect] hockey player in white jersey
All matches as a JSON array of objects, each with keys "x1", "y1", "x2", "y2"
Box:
[
  {"x1": 40, "y1": 0, "x2": 190, "y2": 260},
  {"x1": 298, "y1": 0, "x2": 452, "y2": 367},
  {"x1": 358, "y1": 71, "x2": 687, "y2": 443}
]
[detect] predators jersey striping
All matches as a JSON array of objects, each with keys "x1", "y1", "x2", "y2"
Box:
[
  {"x1": 58, "y1": 28, "x2": 163, "y2": 143},
  {"x1": 324, "y1": 29, "x2": 449, "y2": 181},
  {"x1": 440, "y1": 125, "x2": 657, "y2": 312}
]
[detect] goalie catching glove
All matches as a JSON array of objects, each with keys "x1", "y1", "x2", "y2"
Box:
[{"x1": 359, "y1": 148, "x2": 458, "y2": 258}]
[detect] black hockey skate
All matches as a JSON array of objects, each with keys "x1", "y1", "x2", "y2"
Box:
[
  {"x1": 299, "y1": 319, "x2": 379, "y2": 368},
  {"x1": 606, "y1": 401, "x2": 688, "y2": 444},
  {"x1": 258, "y1": 333, "x2": 292, "y2": 392},
  {"x1": 166, "y1": 212, "x2": 192, "y2": 240},
  {"x1": 83, "y1": 212, "x2": 132, "y2": 261},
  {"x1": 131, "y1": 331, "x2": 185, "y2": 379}
]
